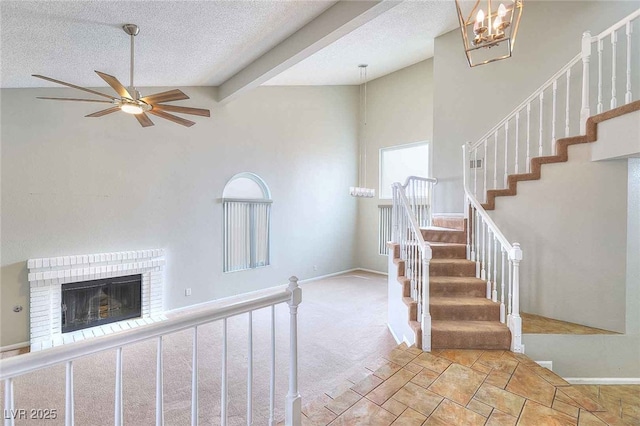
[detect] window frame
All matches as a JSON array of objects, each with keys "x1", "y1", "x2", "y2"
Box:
[{"x1": 379, "y1": 141, "x2": 431, "y2": 200}]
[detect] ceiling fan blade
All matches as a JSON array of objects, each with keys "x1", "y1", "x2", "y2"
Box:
[
  {"x1": 85, "y1": 106, "x2": 121, "y2": 118},
  {"x1": 147, "y1": 109, "x2": 195, "y2": 127},
  {"x1": 152, "y1": 104, "x2": 210, "y2": 117},
  {"x1": 95, "y1": 71, "x2": 132, "y2": 99},
  {"x1": 32, "y1": 74, "x2": 117, "y2": 100},
  {"x1": 141, "y1": 89, "x2": 189, "y2": 104},
  {"x1": 135, "y1": 112, "x2": 154, "y2": 127},
  {"x1": 37, "y1": 97, "x2": 114, "y2": 103}
]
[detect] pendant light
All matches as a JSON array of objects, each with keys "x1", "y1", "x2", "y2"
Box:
[{"x1": 350, "y1": 64, "x2": 376, "y2": 198}]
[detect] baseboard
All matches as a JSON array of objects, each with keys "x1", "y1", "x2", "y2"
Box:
[
  {"x1": 353, "y1": 268, "x2": 387, "y2": 276},
  {"x1": 564, "y1": 377, "x2": 640, "y2": 385},
  {"x1": 298, "y1": 268, "x2": 359, "y2": 283},
  {"x1": 386, "y1": 323, "x2": 402, "y2": 344},
  {"x1": 0, "y1": 341, "x2": 30, "y2": 353}
]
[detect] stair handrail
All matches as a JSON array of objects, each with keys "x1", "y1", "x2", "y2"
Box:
[
  {"x1": 595, "y1": 8, "x2": 640, "y2": 41},
  {"x1": 0, "y1": 278, "x2": 303, "y2": 426},
  {"x1": 462, "y1": 145, "x2": 524, "y2": 353},
  {"x1": 397, "y1": 176, "x2": 438, "y2": 229},
  {"x1": 391, "y1": 181, "x2": 433, "y2": 351}
]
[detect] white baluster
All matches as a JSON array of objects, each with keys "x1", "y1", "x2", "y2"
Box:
[
  {"x1": 483, "y1": 139, "x2": 488, "y2": 202},
  {"x1": 470, "y1": 205, "x2": 476, "y2": 262},
  {"x1": 500, "y1": 248, "x2": 506, "y2": 323},
  {"x1": 466, "y1": 199, "x2": 471, "y2": 260},
  {"x1": 526, "y1": 104, "x2": 531, "y2": 172},
  {"x1": 626, "y1": 22, "x2": 633, "y2": 104},
  {"x1": 493, "y1": 132, "x2": 498, "y2": 189},
  {"x1": 156, "y1": 337, "x2": 164, "y2": 426},
  {"x1": 510, "y1": 244, "x2": 523, "y2": 353},
  {"x1": 473, "y1": 148, "x2": 477, "y2": 198},
  {"x1": 492, "y1": 237, "x2": 498, "y2": 303},
  {"x1": 538, "y1": 92, "x2": 544, "y2": 156},
  {"x1": 598, "y1": 38, "x2": 604, "y2": 113},
  {"x1": 487, "y1": 229, "x2": 493, "y2": 301},
  {"x1": 481, "y1": 219, "x2": 486, "y2": 281},
  {"x1": 515, "y1": 113, "x2": 520, "y2": 174},
  {"x1": 221, "y1": 318, "x2": 228, "y2": 426},
  {"x1": 268, "y1": 306, "x2": 276, "y2": 426},
  {"x1": 504, "y1": 122, "x2": 509, "y2": 187},
  {"x1": 4, "y1": 378, "x2": 14, "y2": 426},
  {"x1": 66, "y1": 361, "x2": 74, "y2": 426},
  {"x1": 191, "y1": 328, "x2": 198, "y2": 426},
  {"x1": 552, "y1": 80, "x2": 557, "y2": 153},
  {"x1": 421, "y1": 246, "x2": 432, "y2": 351},
  {"x1": 565, "y1": 68, "x2": 571, "y2": 137},
  {"x1": 286, "y1": 277, "x2": 302, "y2": 426},
  {"x1": 475, "y1": 210, "x2": 481, "y2": 278},
  {"x1": 581, "y1": 31, "x2": 592, "y2": 133},
  {"x1": 508, "y1": 257, "x2": 513, "y2": 327},
  {"x1": 247, "y1": 311, "x2": 253, "y2": 426},
  {"x1": 611, "y1": 31, "x2": 618, "y2": 110},
  {"x1": 115, "y1": 347, "x2": 123, "y2": 426}
]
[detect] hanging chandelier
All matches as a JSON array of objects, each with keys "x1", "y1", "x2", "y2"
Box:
[
  {"x1": 455, "y1": 0, "x2": 524, "y2": 67},
  {"x1": 350, "y1": 64, "x2": 376, "y2": 198}
]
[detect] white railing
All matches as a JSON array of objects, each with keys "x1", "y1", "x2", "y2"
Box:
[
  {"x1": 467, "y1": 9, "x2": 640, "y2": 201},
  {"x1": 391, "y1": 176, "x2": 436, "y2": 351},
  {"x1": 463, "y1": 147, "x2": 524, "y2": 353},
  {"x1": 1, "y1": 277, "x2": 303, "y2": 426}
]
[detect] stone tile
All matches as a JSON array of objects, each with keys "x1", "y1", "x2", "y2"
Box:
[
  {"x1": 366, "y1": 357, "x2": 392, "y2": 372},
  {"x1": 409, "y1": 369, "x2": 439, "y2": 390},
  {"x1": 517, "y1": 400, "x2": 577, "y2": 426},
  {"x1": 478, "y1": 357, "x2": 519, "y2": 375},
  {"x1": 347, "y1": 368, "x2": 372, "y2": 384},
  {"x1": 306, "y1": 406, "x2": 338, "y2": 426},
  {"x1": 438, "y1": 349, "x2": 483, "y2": 367},
  {"x1": 559, "y1": 387, "x2": 606, "y2": 412},
  {"x1": 389, "y1": 408, "x2": 426, "y2": 426},
  {"x1": 403, "y1": 362, "x2": 423, "y2": 374},
  {"x1": 466, "y1": 398, "x2": 493, "y2": 417},
  {"x1": 505, "y1": 365, "x2": 556, "y2": 407},
  {"x1": 328, "y1": 398, "x2": 397, "y2": 426},
  {"x1": 406, "y1": 347, "x2": 422, "y2": 356},
  {"x1": 382, "y1": 398, "x2": 407, "y2": 417},
  {"x1": 470, "y1": 361, "x2": 493, "y2": 374},
  {"x1": 385, "y1": 348, "x2": 417, "y2": 366},
  {"x1": 477, "y1": 350, "x2": 506, "y2": 364},
  {"x1": 326, "y1": 389, "x2": 362, "y2": 415},
  {"x1": 428, "y1": 363, "x2": 486, "y2": 406},
  {"x1": 303, "y1": 394, "x2": 333, "y2": 416},
  {"x1": 485, "y1": 410, "x2": 517, "y2": 426},
  {"x1": 577, "y1": 410, "x2": 607, "y2": 425},
  {"x1": 474, "y1": 383, "x2": 526, "y2": 417},
  {"x1": 366, "y1": 368, "x2": 417, "y2": 406},
  {"x1": 397, "y1": 342, "x2": 409, "y2": 351},
  {"x1": 326, "y1": 381, "x2": 356, "y2": 399},
  {"x1": 553, "y1": 399, "x2": 580, "y2": 418},
  {"x1": 423, "y1": 399, "x2": 486, "y2": 426},
  {"x1": 391, "y1": 382, "x2": 443, "y2": 417},
  {"x1": 351, "y1": 374, "x2": 384, "y2": 396},
  {"x1": 555, "y1": 389, "x2": 583, "y2": 408},
  {"x1": 411, "y1": 352, "x2": 451, "y2": 373},
  {"x1": 372, "y1": 361, "x2": 403, "y2": 380},
  {"x1": 528, "y1": 363, "x2": 570, "y2": 387},
  {"x1": 592, "y1": 410, "x2": 627, "y2": 426},
  {"x1": 484, "y1": 370, "x2": 512, "y2": 389}
]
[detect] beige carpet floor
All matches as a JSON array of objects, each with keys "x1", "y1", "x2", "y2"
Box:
[{"x1": 0, "y1": 272, "x2": 396, "y2": 425}]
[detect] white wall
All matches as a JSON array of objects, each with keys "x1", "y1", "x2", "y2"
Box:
[
  {"x1": 355, "y1": 59, "x2": 434, "y2": 273},
  {"x1": 433, "y1": 1, "x2": 640, "y2": 213},
  {"x1": 0, "y1": 85, "x2": 359, "y2": 347},
  {"x1": 523, "y1": 158, "x2": 640, "y2": 379}
]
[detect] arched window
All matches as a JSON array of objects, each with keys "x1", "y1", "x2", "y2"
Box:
[{"x1": 222, "y1": 173, "x2": 272, "y2": 272}]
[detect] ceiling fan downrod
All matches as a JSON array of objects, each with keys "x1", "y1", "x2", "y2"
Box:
[{"x1": 122, "y1": 24, "x2": 139, "y2": 100}]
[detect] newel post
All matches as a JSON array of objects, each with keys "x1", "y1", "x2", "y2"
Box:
[
  {"x1": 509, "y1": 244, "x2": 524, "y2": 353},
  {"x1": 580, "y1": 31, "x2": 592, "y2": 134},
  {"x1": 421, "y1": 244, "x2": 432, "y2": 352},
  {"x1": 286, "y1": 276, "x2": 302, "y2": 426}
]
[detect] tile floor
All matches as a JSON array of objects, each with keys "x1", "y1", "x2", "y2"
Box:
[
  {"x1": 293, "y1": 343, "x2": 638, "y2": 426},
  {"x1": 521, "y1": 313, "x2": 617, "y2": 335}
]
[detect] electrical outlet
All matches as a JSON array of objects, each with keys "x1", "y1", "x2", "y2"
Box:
[
  {"x1": 185, "y1": 288, "x2": 192, "y2": 296},
  {"x1": 313, "y1": 265, "x2": 318, "y2": 271}
]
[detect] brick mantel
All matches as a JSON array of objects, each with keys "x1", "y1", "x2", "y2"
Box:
[{"x1": 28, "y1": 249, "x2": 166, "y2": 351}]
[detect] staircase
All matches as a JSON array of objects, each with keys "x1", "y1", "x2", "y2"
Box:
[{"x1": 390, "y1": 217, "x2": 511, "y2": 350}]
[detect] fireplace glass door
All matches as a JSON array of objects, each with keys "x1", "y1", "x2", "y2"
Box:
[{"x1": 61, "y1": 274, "x2": 142, "y2": 333}]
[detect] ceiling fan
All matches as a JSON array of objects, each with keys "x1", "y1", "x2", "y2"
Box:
[{"x1": 32, "y1": 24, "x2": 210, "y2": 128}]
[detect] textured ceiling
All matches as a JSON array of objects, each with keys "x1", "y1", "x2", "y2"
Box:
[
  {"x1": 265, "y1": 0, "x2": 459, "y2": 86},
  {"x1": 0, "y1": 0, "x2": 335, "y2": 88},
  {"x1": 0, "y1": 0, "x2": 460, "y2": 89}
]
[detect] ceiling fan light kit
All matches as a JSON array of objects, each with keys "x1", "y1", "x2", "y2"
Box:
[{"x1": 33, "y1": 24, "x2": 210, "y2": 128}]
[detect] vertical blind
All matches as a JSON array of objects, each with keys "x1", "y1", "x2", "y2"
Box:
[{"x1": 223, "y1": 199, "x2": 271, "y2": 273}]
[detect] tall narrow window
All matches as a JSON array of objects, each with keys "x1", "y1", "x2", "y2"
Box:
[
  {"x1": 222, "y1": 173, "x2": 271, "y2": 273},
  {"x1": 379, "y1": 142, "x2": 430, "y2": 199}
]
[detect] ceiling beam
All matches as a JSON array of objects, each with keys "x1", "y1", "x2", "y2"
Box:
[{"x1": 217, "y1": 0, "x2": 401, "y2": 103}]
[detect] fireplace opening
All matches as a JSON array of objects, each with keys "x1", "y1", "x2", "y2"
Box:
[{"x1": 61, "y1": 274, "x2": 142, "y2": 333}]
